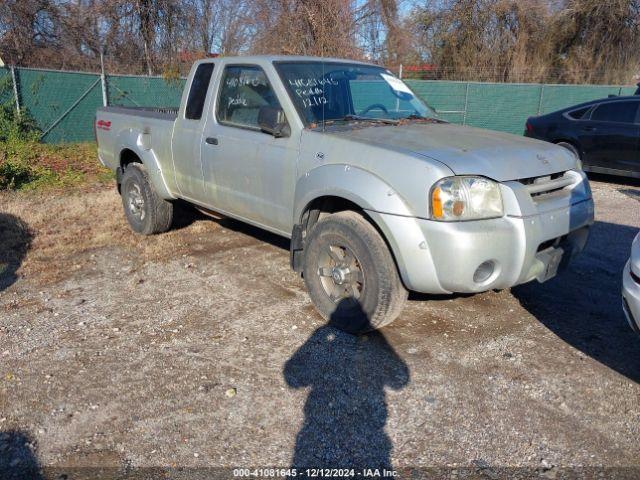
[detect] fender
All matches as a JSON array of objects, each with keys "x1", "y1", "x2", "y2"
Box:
[
  {"x1": 552, "y1": 137, "x2": 583, "y2": 158},
  {"x1": 293, "y1": 164, "x2": 445, "y2": 292},
  {"x1": 293, "y1": 164, "x2": 416, "y2": 223},
  {"x1": 115, "y1": 128, "x2": 176, "y2": 200}
]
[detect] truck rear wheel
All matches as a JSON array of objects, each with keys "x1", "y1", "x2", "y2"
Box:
[
  {"x1": 120, "y1": 163, "x2": 173, "y2": 235},
  {"x1": 302, "y1": 210, "x2": 407, "y2": 334}
]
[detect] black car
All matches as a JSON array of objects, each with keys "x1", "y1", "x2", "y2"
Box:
[{"x1": 524, "y1": 96, "x2": 640, "y2": 178}]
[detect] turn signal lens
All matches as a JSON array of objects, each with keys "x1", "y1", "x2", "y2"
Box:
[{"x1": 432, "y1": 187, "x2": 443, "y2": 219}]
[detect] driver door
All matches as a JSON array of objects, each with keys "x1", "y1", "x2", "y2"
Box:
[{"x1": 201, "y1": 64, "x2": 298, "y2": 234}]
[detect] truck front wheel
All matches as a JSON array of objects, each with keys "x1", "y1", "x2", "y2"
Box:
[
  {"x1": 120, "y1": 163, "x2": 173, "y2": 235},
  {"x1": 302, "y1": 211, "x2": 407, "y2": 334}
]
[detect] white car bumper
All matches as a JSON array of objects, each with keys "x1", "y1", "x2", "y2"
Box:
[{"x1": 622, "y1": 260, "x2": 640, "y2": 335}]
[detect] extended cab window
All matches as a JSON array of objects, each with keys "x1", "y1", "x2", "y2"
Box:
[
  {"x1": 216, "y1": 65, "x2": 281, "y2": 128},
  {"x1": 185, "y1": 63, "x2": 214, "y2": 120},
  {"x1": 590, "y1": 101, "x2": 639, "y2": 124}
]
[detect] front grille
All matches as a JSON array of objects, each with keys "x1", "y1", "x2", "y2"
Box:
[
  {"x1": 519, "y1": 171, "x2": 565, "y2": 185},
  {"x1": 517, "y1": 171, "x2": 576, "y2": 198}
]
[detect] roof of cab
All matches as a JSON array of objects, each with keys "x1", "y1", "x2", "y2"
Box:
[{"x1": 194, "y1": 55, "x2": 379, "y2": 68}]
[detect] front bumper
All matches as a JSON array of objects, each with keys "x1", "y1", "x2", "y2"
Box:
[
  {"x1": 622, "y1": 260, "x2": 640, "y2": 334},
  {"x1": 368, "y1": 197, "x2": 594, "y2": 294}
]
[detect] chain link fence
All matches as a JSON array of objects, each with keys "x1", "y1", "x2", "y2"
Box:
[
  {"x1": 0, "y1": 67, "x2": 185, "y2": 143},
  {"x1": 0, "y1": 66, "x2": 635, "y2": 143},
  {"x1": 406, "y1": 80, "x2": 637, "y2": 134}
]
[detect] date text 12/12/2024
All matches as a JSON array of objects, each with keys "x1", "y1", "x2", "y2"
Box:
[{"x1": 233, "y1": 468, "x2": 398, "y2": 477}]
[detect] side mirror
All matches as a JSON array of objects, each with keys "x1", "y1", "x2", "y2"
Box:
[{"x1": 258, "y1": 106, "x2": 290, "y2": 138}]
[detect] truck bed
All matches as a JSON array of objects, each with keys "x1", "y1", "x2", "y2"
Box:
[{"x1": 95, "y1": 106, "x2": 178, "y2": 183}]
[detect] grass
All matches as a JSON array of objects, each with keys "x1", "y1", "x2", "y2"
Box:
[
  {"x1": 0, "y1": 102, "x2": 113, "y2": 191},
  {"x1": 0, "y1": 141, "x2": 114, "y2": 191},
  {"x1": 0, "y1": 187, "x2": 220, "y2": 286}
]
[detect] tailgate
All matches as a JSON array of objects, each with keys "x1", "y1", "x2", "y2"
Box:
[{"x1": 95, "y1": 107, "x2": 177, "y2": 170}]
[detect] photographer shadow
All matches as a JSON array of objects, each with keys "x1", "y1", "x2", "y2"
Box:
[
  {"x1": 0, "y1": 430, "x2": 43, "y2": 480},
  {"x1": 284, "y1": 299, "x2": 409, "y2": 469},
  {"x1": 0, "y1": 213, "x2": 33, "y2": 292}
]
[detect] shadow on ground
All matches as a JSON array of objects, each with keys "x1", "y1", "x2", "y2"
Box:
[
  {"x1": 619, "y1": 188, "x2": 640, "y2": 202},
  {"x1": 0, "y1": 214, "x2": 33, "y2": 292},
  {"x1": 513, "y1": 220, "x2": 640, "y2": 383},
  {"x1": 284, "y1": 300, "x2": 409, "y2": 469},
  {"x1": 172, "y1": 201, "x2": 290, "y2": 250},
  {"x1": 169, "y1": 201, "x2": 208, "y2": 231},
  {"x1": 0, "y1": 430, "x2": 42, "y2": 480}
]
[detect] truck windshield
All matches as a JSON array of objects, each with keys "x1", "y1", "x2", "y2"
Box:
[{"x1": 274, "y1": 61, "x2": 436, "y2": 126}]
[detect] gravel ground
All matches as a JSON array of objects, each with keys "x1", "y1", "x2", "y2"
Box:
[{"x1": 0, "y1": 176, "x2": 639, "y2": 478}]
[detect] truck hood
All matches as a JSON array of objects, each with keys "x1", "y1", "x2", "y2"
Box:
[{"x1": 328, "y1": 123, "x2": 577, "y2": 182}]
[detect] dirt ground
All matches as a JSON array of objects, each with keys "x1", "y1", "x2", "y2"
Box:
[{"x1": 1, "y1": 176, "x2": 639, "y2": 478}]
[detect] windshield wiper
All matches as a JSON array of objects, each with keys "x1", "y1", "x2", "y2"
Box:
[
  {"x1": 337, "y1": 115, "x2": 399, "y2": 125},
  {"x1": 402, "y1": 114, "x2": 446, "y2": 123}
]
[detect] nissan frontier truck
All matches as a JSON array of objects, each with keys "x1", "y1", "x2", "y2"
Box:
[{"x1": 95, "y1": 56, "x2": 594, "y2": 333}]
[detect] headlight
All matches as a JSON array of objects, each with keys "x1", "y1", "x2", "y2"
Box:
[{"x1": 431, "y1": 176, "x2": 503, "y2": 221}]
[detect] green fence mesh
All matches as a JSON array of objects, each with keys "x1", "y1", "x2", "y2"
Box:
[
  {"x1": 106, "y1": 75, "x2": 184, "y2": 108},
  {"x1": 405, "y1": 80, "x2": 636, "y2": 134},
  {"x1": 17, "y1": 68, "x2": 102, "y2": 143},
  {"x1": 0, "y1": 66, "x2": 636, "y2": 143},
  {"x1": 406, "y1": 80, "x2": 468, "y2": 124}
]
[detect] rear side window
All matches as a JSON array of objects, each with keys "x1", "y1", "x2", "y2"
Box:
[
  {"x1": 216, "y1": 65, "x2": 281, "y2": 128},
  {"x1": 566, "y1": 107, "x2": 590, "y2": 120},
  {"x1": 185, "y1": 63, "x2": 214, "y2": 120},
  {"x1": 590, "y1": 101, "x2": 639, "y2": 124}
]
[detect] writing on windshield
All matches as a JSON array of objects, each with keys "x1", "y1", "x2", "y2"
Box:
[
  {"x1": 288, "y1": 77, "x2": 339, "y2": 109},
  {"x1": 275, "y1": 61, "x2": 435, "y2": 125}
]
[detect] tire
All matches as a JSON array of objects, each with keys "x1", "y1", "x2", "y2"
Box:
[
  {"x1": 120, "y1": 163, "x2": 173, "y2": 235},
  {"x1": 302, "y1": 210, "x2": 408, "y2": 334}
]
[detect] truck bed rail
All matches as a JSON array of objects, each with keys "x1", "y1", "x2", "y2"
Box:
[{"x1": 98, "y1": 106, "x2": 178, "y2": 120}]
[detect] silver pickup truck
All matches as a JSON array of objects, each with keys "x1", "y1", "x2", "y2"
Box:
[{"x1": 96, "y1": 55, "x2": 594, "y2": 333}]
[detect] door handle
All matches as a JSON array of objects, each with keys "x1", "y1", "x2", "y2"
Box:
[
  {"x1": 205, "y1": 137, "x2": 218, "y2": 145},
  {"x1": 581, "y1": 126, "x2": 596, "y2": 132}
]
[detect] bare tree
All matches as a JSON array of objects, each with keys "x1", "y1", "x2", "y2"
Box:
[
  {"x1": 356, "y1": 0, "x2": 408, "y2": 64},
  {"x1": 1, "y1": 0, "x2": 639, "y2": 84},
  {"x1": 550, "y1": 0, "x2": 640, "y2": 84},
  {"x1": 410, "y1": 0, "x2": 554, "y2": 82},
  {"x1": 135, "y1": 0, "x2": 158, "y2": 75},
  {"x1": 184, "y1": 0, "x2": 253, "y2": 55},
  {"x1": 379, "y1": 0, "x2": 408, "y2": 65},
  {"x1": 250, "y1": 0, "x2": 362, "y2": 58},
  {"x1": 0, "y1": 0, "x2": 60, "y2": 66}
]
